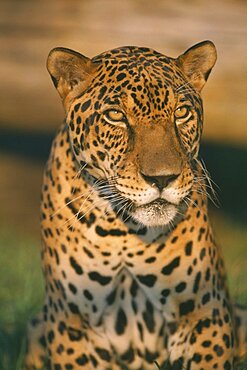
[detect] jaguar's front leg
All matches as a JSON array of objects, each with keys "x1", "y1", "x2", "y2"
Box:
[
  {"x1": 41, "y1": 302, "x2": 116, "y2": 370},
  {"x1": 166, "y1": 309, "x2": 234, "y2": 370}
]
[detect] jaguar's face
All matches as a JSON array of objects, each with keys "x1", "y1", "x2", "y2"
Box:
[{"x1": 47, "y1": 42, "x2": 217, "y2": 227}]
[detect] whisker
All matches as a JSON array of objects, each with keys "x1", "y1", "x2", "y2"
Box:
[
  {"x1": 116, "y1": 200, "x2": 131, "y2": 217},
  {"x1": 121, "y1": 202, "x2": 134, "y2": 223},
  {"x1": 193, "y1": 158, "x2": 220, "y2": 207},
  {"x1": 51, "y1": 191, "x2": 90, "y2": 219},
  {"x1": 75, "y1": 198, "x2": 108, "y2": 225},
  {"x1": 68, "y1": 196, "x2": 107, "y2": 232},
  {"x1": 70, "y1": 162, "x2": 88, "y2": 193},
  {"x1": 60, "y1": 191, "x2": 95, "y2": 230}
]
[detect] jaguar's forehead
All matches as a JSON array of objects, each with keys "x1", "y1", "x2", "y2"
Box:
[
  {"x1": 89, "y1": 46, "x2": 195, "y2": 111},
  {"x1": 93, "y1": 46, "x2": 166, "y2": 62},
  {"x1": 92, "y1": 46, "x2": 182, "y2": 87}
]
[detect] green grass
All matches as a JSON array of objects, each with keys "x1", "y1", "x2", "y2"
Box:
[
  {"x1": 0, "y1": 230, "x2": 44, "y2": 370},
  {"x1": 210, "y1": 211, "x2": 247, "y2": 305},
  {"x1": 0, "y1": 213, "x2": 246, "y2": 369}
]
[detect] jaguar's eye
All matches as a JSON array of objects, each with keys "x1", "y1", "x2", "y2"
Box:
[
  {"x1": 103, "y1": 110, "x2": 126, "y2": 124},
  {"x1": 174, "y1": 106, "x2": 192, "y2": 124}
]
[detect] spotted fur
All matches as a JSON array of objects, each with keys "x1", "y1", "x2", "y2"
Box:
[{"x1": 23, "y1": 41, "x2": 247, "y2": 370}]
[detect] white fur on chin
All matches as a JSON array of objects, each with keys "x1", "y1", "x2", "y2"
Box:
[{"x1": 131, "y1": 203, "x2": 177, "y2": 227}]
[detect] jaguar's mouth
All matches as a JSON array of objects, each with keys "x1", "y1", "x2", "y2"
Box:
[
  {"x1": 142, "y1": 198, "x2": 169, "y2": 208},
  {"x1": 131, "y1": 197, "x2": 178, "y2": 227},
  {"x1": 98, "y1": 179, "x2": 187, "y2": 227}
]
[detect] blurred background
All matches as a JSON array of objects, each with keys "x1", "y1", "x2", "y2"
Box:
[{"x1": 0, "y1": 0, "x2": 246, "y2": 368}]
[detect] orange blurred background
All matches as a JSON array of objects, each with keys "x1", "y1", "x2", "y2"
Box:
[{"x1": 0, "y1": 0, "x2": 246, "y2": 234}]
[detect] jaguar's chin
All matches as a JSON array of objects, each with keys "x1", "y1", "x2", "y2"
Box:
[{"x1": 131, "y1": 199, "x2": 178, "y2": 227}]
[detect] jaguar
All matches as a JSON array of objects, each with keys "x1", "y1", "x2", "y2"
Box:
[{"x1": 23, "y1": 40, "x2": 247, "y2": 369}]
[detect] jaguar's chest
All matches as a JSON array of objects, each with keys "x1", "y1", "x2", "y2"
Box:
[
  {"x1": 101, "y1": 269, "x2": 170, "y2": 369},
  {"x1": 60, "y1": 242, "x2": 174, "y2": 366},
  {"x1": 64, "y1": 237, "x2": 182, "y2": 333},
  {"x1": 56, "y1": 219, "x2": 197, "y2": 328}
]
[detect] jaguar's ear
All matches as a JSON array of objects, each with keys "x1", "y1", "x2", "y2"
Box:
[
  {"x1": 47, "y1": 47, "x2": 97, "y2": 108},
  {"x1": 177, "y1": 41, "x2": 217, "y2": 92}
]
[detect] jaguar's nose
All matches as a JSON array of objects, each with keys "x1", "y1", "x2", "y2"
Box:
[{"x1": 141, "y1": 173, "x2": 179, "y2": 191}]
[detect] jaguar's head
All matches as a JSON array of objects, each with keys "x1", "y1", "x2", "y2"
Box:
[{"x1": 47, "y1": 41, "x2": 217, "y2": 227}]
